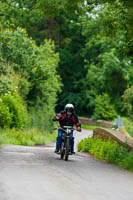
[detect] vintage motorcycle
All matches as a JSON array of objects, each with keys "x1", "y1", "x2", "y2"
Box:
[{"x1": 57, "y1": 126, "x2": 76, "y2": 161}]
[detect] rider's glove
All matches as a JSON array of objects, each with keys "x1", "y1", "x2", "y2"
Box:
[
  {"x1": 56, "y1": 113, "x2": 61, "y2": 120},
  {"x1": 76, "y1": 127, "x2": 81, "y2": 132}
]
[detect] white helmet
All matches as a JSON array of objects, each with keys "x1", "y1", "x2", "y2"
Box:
[{"x1": 65, "y1": 104, "x2": 74, "y2": 112}]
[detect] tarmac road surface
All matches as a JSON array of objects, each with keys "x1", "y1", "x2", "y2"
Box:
[{"x1": 0, "y1": 129, "x2": 133, "y2": 200}]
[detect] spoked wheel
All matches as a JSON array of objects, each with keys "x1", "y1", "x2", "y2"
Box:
[
  {"x1": 65, "y1": 138, "x2": 70, "y2": 161},
  {"x1": 60, "y1": 142, "x2": 65, "y2": 159}
]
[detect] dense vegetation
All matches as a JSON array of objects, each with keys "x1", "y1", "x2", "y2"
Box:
[
  {"x1": 0, "y1": 0, "x2": 133, "y2": 144},
  {"x1": 77, "y1": 137, "x2": 133, "y2": 171}
]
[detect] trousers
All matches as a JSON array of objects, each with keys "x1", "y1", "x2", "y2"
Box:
[{"x1": 56, "y1": 129, "x2": 74, "y2": 151}]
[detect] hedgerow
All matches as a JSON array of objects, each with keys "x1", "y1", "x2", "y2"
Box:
[{"x1": 77, "y1": 137, "x2": 133, "y2": 172}]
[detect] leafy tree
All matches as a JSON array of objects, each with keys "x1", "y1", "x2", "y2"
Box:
[
  {"x1": 85, "y1": 0, "x2": 133, "y2": 56},
  {"x1": 0, "y1": 28, "x2": 61, "y2": 107},
  {"x1": 0, "y1": 0, "x2": 85, "y2": 44},
  {"x1": 80, "y1": 5, "x2": 133, "y2": 115},
  {"x1": 122, "y1": 86, "x2": 133, "y2": 119},
  {"x1": 56, "y1": 16, "x2": 86, "y2": 114},
  {"x1": 0, "y1": 0, "x2": 86, "y2": 116},
  {"x1": 1, "y1": 0, "x2": 133, "y2": 119},
  {"x1": 0, "y1": 56, "x2": 29, "y2": 128},
  {"x1": 0, "y1": 28, "x2": 61, "y2": 129},
  {"x1": 1, "y1": 94, "x2": 29, "y2": 128},
  {"x1": 92, "y1": 93, "x2": 117, "y2": 120}
]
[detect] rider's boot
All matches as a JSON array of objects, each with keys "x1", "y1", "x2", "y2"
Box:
[
  {"x1": 71, "y1": 150, "x2": 75, "y2": 154},
  {"x1": 54, "y1": 149, "x2": 59, "y2": 154}
]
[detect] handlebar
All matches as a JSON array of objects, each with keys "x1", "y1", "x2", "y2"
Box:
[
  {"x1": 52, "y1": 126, "x2": 81, "y2": 132},
  {"x1": 59, "y1": 127, "x2": 77, "y2": 132}
]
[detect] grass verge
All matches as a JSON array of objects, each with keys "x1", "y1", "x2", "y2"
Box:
[
  {"x1": 77, "y1": 136, "x2": 133, "y2": 172},
  {"x1": 82, "y1": 124, "x2": 111, "y2": 130},
  {"x1": 82, "y1": 124, "x2": 99, "y2": 130},
  {"x1": 0, "y1": 128, "x2": 57, "y2": 146}
]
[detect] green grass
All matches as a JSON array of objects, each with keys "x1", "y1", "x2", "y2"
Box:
[
  {"x1": 82, "y1": 124, "x2": 111, "y2": 130},
  {"x1": 0, "y1": 128, "x2": 57, "y2": 146},
  {"x1": 82, "y1": 124, "x2": 98, "y2": 130}
]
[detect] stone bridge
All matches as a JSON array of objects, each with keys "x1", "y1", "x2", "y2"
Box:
[
  {"x1": 79, "y1": 117, "x2": 133, "y2": 151},
  {"x1": 93, "y1": 128, "x2": 133, "y2": 151}
]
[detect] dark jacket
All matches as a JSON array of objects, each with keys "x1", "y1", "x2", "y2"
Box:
[{"x1": 53, "y1": 110, "x2": 81, "y2": 128}]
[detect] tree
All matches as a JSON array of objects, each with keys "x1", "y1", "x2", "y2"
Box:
[
  {"x1": 80, "y1": 4, "x2": 133, "y2": 115},
  {"x1": 92, "y1": 93, "x2": 117, "y2": 120},
  {"x1": 122, "y1": 86, "x2": 133, "y2": 119},
  {"x1": 85, "y1": 0, "x2": 133, "y2": 56},
  {"x1": 0, "y1": 27, "x2": 61, "y2": 129}
]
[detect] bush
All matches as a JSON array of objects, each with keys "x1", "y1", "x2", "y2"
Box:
[
  {"x1": 92, "y1": 93, "x2": 117, "y2": 120},
  {"x1": 120, "y1": 152, "x2": 133, "y2": 171},
  {"x1": 0, "y1": 28, "x2": 61, "y2": 132},
  {"x1": 0, "y1": 94, "x2": 29, "y2": 129},
  {"x1": 0, "y1": 98, "x2": 13, "y2": 128},
  {"x1": 0, "y1": 77, "x2": 13, "y2": 96},
  {"x1": 0, "y1": 28, "x2": 61, "y2": 108},
  {"x1": 77, "y1": 136, "x2": 133, "y2": 172},
  {"x1": 122, "y1": 86, "x2": 133, "y2": 119}
]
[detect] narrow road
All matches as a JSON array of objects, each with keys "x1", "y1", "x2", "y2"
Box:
[{"x1": 0, "y1": 130, "x2": 133, "y2": 200}]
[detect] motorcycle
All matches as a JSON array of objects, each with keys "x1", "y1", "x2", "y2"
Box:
[{"x1": 57, "y1": 126, "x2": 76, "y2": 161}]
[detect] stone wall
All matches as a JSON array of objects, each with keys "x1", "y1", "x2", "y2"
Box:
[
  {"x1": 93, "y1": 128, "x2": 133, "y2": 151},
  {"x1": 79, "y1": 117, "x2": 113, "y2": 128}
]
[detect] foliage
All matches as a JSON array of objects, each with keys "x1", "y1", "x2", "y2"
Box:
[
  {"x1": 0, "y1": 0, "x2": 85, "y2": 44},
  {"x1": 119, "y1": 152, "x2": 133, "y2": 171},
  {"x1": 0, "y1": 0, "x2": 86, "y2": 115},
  {"x1": 80, "y1": 5, "x2": 133, "y2": 115},
  {"x1": 0, "y1": 128, "x2": 57, "y2": 146},
  {"x1": 0, "y1": 98, "x2": 13, "y2": 128},
  {"x1": 0, "y1": 0, "x2": 133, "y2": 131},
  {"x1": 122, "y1": 117, "x2": 133, "y2": 137},
  {"x1": 0, "y1": 28, "x2": 61, "y2": 106},
  {"x1": 92, "y1": 94, "x2": 117, "y2": 120},
  {"x1": 55, "y1": 13, "x2": 86, "y2": 115},
  {"x1": 79, "y1": 1, "x2": 133, "y2": 116},
  {"x1": 2, "y1": 94, "x2": 29, "y2": 129},
  {"x1": 122, "y1": 86, "x2": 133, "y2": 119},
  {"x1": 29, "y1": 105, "x2": 55, "y2": 132},
  {"x1": 0, "y1": 57, "x2": 17, "y2": 96},
  {"x1": 0, "y1": 94, "x2": 29, "y2": 129},
  {"x1": 0, "y1": 56, "x2": 30, "y2": 129},
  {"x1": 77, "y1": 136, "x2": 133, "y2": 171},
  {"x1": 0, "y1": 28, "x2": 61, "y2": 130},
  {"x1": 0, "y1": 77, "x2": 13, "y2": 96},
  {"x1": 86, "y1": 0, "x2": 133, "y2": 53}
]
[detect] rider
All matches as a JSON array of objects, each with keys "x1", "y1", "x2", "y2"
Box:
[{"x1": 53, "y1": 104, "x2": 81, "y2": 154}]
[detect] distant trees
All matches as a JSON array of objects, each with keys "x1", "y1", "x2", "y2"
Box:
[
  {"x1": 77, "y1": 1, "x2": 133, "y2": 119},
  {"x1": 0, "y1": 0, "x2": 133, "y2": 123}
]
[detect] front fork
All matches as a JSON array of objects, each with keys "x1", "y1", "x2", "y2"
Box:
[{"x1": 65, "y1": 136, "x2": 71, "y2": 152}]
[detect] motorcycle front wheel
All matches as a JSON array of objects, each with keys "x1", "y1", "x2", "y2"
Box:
[
  {"x1": 60, "y1": 142, "x2": 65, "y2": 159},
  {"x1": 65, "y1": 138, "x2": 70, "y2": 161}
]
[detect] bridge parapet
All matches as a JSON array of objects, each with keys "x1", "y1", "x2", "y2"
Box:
[{"x1": 93, "y1": 128, "x2": 133, "y2": 151}]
